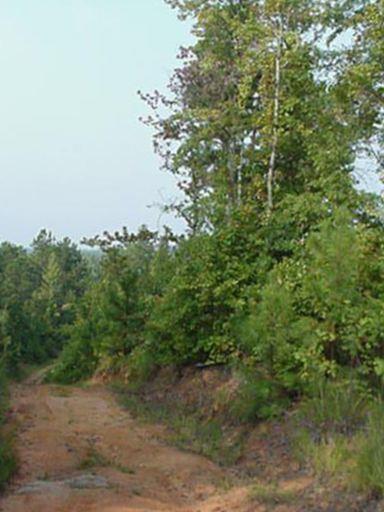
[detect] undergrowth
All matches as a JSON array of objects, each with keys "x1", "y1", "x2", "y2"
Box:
[
  {"x1": 292, "y1": 377, "x2": 384, "y2": 499},
  {"x1": 251, "y1": 480, "x2": 295, "y2": 507},
  {"x1": 113, "y1": 384, "x2": 245, "y2": 467},
  {"x1": 0, "y1": 367, "x2": 17, "y2": 490}
]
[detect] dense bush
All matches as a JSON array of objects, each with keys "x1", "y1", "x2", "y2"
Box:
[{"x1": 0, "y1": 231, "x2": 90, "y2": 373}]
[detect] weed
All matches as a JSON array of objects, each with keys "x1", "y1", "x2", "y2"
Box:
[
  {"x1": 353, "y1": 403, "x2": 384, "y2": 497},
  {"x1": 291, "y1": 379, "x2": 384, "y2": 498},
  {"x1": 294, "y1": 429, "x2": 353, "y2": 480},
  {"x1": 251, "y1": 480, "x2": 295, "y2": 506},
  {"x1": 296, "y1": 378, "x2": 369, "y2": 439},
  {"x1": 78, "y1": 446, "x2": 110, "y2": 470},
  {"x1": 115, "y1": 464, "x2": 135, "y2": 475},
  {"x1": 78, "y1": 441, "x2": 136, "y2": 476},
  {"x1": 229, "y1": 366, "x2": 289, "y2": 423},
  {"x1": 169, "y1": 414, "x2": 244, "y2": 466},
  {"x1": 114, "y1": 388, "x2": 244, "y2": 467}
]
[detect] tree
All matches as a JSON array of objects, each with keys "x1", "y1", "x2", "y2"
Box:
[{"x1": 144, "y1": 0, "x2": 360, "y2": 232}]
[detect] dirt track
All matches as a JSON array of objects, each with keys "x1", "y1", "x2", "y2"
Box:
[{"x1": 0, "y1": 377, "x2": 253, "y2": 512}]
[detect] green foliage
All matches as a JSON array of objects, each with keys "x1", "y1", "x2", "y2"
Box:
[
  {"x1": 0, "y1": 366, "x2": 17, "y2": 489},
  {"x1": 291, "y1": 379, "x2": 384, "y2": 496},
  {"x1": 238, "y1": 208, "x2": 384, "y2": 397},
  {"x1": 50, "y1": 235, "x2": 166, "y2": 382},
  {"x1": 0, "y1": 231, "x2": 90, "y2": 373},
  {"x1": 0, "y1": 0, "x2": 383, "y2": 501},
  {"x1": 251, "y1": 481, "x2": 295, "y2": 507},
  {"x1": 120, "y1": 346, "x2": 157, "y2": 387},
  {"x1": 49, "y1": 1, "x2": 384, "y2": 407},
  {"x1": 229, "y1": 366, "x2": 289, "y2": 422},
  {"x1": 354, "y1": 404, "x2": 384, "y2": 497},
  {"x1": 294, "y1": 430, "x2": 353, "y2": 481},
  {"x1": 295, "y1": 378, "x2": 370, "y2": 440},
  {"x1": 46, "y1": 283, "x2": 107, "y2": 384},
  {"x1": 115, "y1": 389, "x2": 244, "y2": 467}
]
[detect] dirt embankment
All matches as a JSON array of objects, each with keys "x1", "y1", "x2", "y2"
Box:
[
  {"x1": 0, "y1": 368, "x2": 378, "y2": 512},
  {"x1": 0, "y1": 374, "x2": 254, "y2": 512}
]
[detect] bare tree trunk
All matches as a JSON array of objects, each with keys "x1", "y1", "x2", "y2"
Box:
[{"x1": 267, "y1": 20, "x2": 283, "y2": 213}]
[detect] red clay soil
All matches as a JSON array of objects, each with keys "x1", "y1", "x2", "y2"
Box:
[
  {"x1": 1, "y1": 371, "x2": 374, "y2": 512},
  {"x1": 0, "y1": 376, "x2": 255, "y2": 512}
]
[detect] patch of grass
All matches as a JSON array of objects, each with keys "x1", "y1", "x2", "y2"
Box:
[
  {"x1": 294, "y1": 429, "x2": 353, "y2": 481},
  {"x1": 291, "y1": 377, "x2": 369, "y2": 482},
  {"x1": 116, "y1": 393, "x2": 169, "y2": 423},
  {"x1": 251, "y1": 480, "x2": 295, "y2": 507},
  {"x1": 296, "y1": 378, "x2": 369, "y2": 439},
  {"x1": 216, "y1": 474, "x2": 235, "y2": 491},
  {"x1": 115, "y1": 389, "x2": 244, "y2": 467},
  {"x1": 353, "y1": 404, "x2": 384, "y2": 497},
  {"x1": 78, "y1": 446, "x2": 110, "y2": 470},
  {"x1": 291, "y1": 378, "x2": 384, "y2": 499},
  {"x1": 4, "y1": 362, "x2": 50, "y2": 383},
  {"x1": 169, "y1": 414, "x2": 245, "y2": 466},
  {"x1": 115, "y1": 464, "x2": 135, "y2": 475},
  {"x1": 78, "y1": 442, "x2": 136, "y2": 476}
]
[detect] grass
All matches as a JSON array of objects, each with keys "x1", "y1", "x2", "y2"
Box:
[
  {"x1": 353, "y1": 404, "x2": 384, "y2": 497},
  {"x1": 115, "y1": 464, "x2": 135, "y2": 475},
  {"x1": 78, "y1": 444, "x2": 136, "y2": 475},
  {"x1": 113, "y1": 389, "x2": 245, "y2": 467},
  {"x1": 251, "y1": 481, "x2": 295, "y2": 507},
  {"x1": 296, "y1": 378, "x2": 369, "y2": 439},
  {"x1": 168, "y1": 413, "x2": 244, "y2": 466},
  {"x1": 293, "y1": 428, "x2": 354, "y2": 481},
  {"x1": 292, "y1": 378, "x2": 384, "y2": 499},
  {"x1": 114, "y1": 373, "x2": 384, "y2": 501},
  {"x1": 78, "y1": 446, "x2": 110, "y2": 470}
]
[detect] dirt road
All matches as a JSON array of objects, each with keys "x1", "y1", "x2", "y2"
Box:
[{"x1": 0, "y1": 377, "x2": 252, "y2": 512}]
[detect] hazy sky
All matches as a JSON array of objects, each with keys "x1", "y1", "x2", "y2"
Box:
[{"x1": 0, "y1": 0, "x2": 192, "y2": 246}]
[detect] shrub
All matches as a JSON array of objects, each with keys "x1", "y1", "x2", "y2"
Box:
[
  {"x1": 354, "y1": 403, "x2": 384, "y2": 497},
  {"x1": 122, "y1": 346, "x2": 157, "y2": 387},
  {"x1": 296, "y1": 378, "x2": 370, "y2": 440},
  {"x1": 0, "y1": 366, "x2": 16, "y2": 489},
  {"x1": 292, "y1": 377, "x2": 384, "y2": 494},
  {"x1": 0, "y1": 437, "x2": 16, "y2": 490},
  {"x1": 229, "y1": 366, "x2": 289, "y2": 422}
]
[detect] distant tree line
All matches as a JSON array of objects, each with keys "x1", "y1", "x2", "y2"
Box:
[{"x1": 0, "y1": 230, "x2": 90, "y2": 373}]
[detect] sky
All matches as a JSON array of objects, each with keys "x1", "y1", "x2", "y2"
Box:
[{"x1": 0, "y1": 0, "x2": 192, "y2": 246}]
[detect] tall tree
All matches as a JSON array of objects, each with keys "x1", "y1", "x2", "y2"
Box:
[{"x1": 144, "y1": 0, "x2": 359, "y2": 232}]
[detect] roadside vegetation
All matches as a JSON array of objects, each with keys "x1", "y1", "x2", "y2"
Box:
[
  {"x1": 0, "y1": 366, "x2": 17, "y2": 489},
  {"x1": 1, "y1": 0, "x2": 384, "y2": 503}
]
